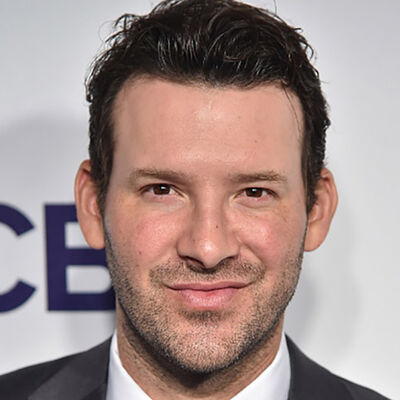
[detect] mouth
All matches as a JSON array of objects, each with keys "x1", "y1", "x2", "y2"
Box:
[{"x1": 167, "y1": 281, "x2": 248, "y2": 309}]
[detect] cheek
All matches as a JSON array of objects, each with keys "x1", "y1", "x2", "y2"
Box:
[
  {"x1": 132, "y1": 216, "x2": 178, "y2": 260},
  {"x1": 106, "y1": 202, "x2": 183, "y2": 268},
  {"x1": 236, "y1": 210, "x2": 306, "y2": 267}
]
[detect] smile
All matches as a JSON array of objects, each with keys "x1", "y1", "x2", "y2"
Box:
[{"x1": 167, "y1": 282, "x2": 247, "y2": 309}]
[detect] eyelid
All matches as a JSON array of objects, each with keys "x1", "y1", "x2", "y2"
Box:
[
  {"x1": 242, "y1": 187, "x2": 276, "y2": 196},
  {"x1": 140, "y1": 183, "x2": 276, "y2": 198},
  {"x1": 141, "y1": 183, "x2": 178, "y2": 195}
]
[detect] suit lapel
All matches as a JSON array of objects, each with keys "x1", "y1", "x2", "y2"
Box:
[
  {"x1": 286, "y1": 336, "x2": 351, "y2": 400},
  {"x1": 29, "y1": 339, "x2": 110, "y2": 400},
  {"x1": 83, "y1": 382, "x2": 108, "y2": 400}
]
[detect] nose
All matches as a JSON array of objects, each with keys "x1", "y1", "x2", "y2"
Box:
[{"x1": 176, "y1": 202, "x2": 240, "y2": 270}]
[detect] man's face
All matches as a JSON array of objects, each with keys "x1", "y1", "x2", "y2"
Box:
[{"x1": 104, "y1": 78, "x2": 307, "y2": 373}]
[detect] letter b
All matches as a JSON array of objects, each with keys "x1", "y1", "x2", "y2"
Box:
[{"x1": 46, "y1": 204, "x2": 115, "y2": 310}]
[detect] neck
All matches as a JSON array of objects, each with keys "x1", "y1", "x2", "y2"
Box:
[{"x1": 116, "y1": 306, "x2": 284, "y2": 400}]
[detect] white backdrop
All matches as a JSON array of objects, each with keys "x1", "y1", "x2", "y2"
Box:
[{"x1": 0, "y1": 1, "x2": 398, "y2": 398}]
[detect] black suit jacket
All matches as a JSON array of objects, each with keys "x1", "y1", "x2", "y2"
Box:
[{"x1": 0, "y1": 337, "x2": 390, "y2": 400}]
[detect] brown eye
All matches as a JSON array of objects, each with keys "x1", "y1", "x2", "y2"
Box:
[
  {"x1": 245, "y1": 188, "x2": 265, "y2": 198},
  {"x1": 152, "y1": 184, "x2": 171, "y2": 195}
]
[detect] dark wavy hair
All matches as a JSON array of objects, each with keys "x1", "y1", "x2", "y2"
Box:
[{"x1": 86, "y1": 0, "x2": 329, "y2": 213}]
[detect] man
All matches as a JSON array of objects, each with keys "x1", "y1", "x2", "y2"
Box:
[{"x1": 0, "y1": 0, "x2": 389, "y2": 399}]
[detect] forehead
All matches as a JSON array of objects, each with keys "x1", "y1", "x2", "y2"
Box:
[{"x1": 111, "y1": 78, "x2": 304, "y2": 178}]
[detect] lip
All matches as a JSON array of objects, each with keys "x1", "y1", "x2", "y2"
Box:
[
  {"x1": 167, "y1": 281, "x2": 248, "y2": 309},
  {"x1": 168, "y1": 281, "x2": 248, "y2": 291}
]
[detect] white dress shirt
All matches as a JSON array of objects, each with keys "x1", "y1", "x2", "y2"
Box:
[{"x1": 106, "y1": 330, "x2": 291, "y2": 400}]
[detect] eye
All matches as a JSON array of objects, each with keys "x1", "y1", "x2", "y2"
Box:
[
  {"x1": 244, "y1": 188, "x2": 270, "y2": 198},
  {"x1": 141, "y1": 183, "x2": 183, "y2": 209},
  {"x1": 148, "y1": 184, "x2": 173, "y2": 195}
]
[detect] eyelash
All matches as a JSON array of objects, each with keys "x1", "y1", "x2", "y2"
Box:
[
  {"x1": 142, "y1": 184, "x2": 274, "y2": 199},
  {"x1": 243, "y1": 187, "x2": 274, "y2": 198},
  {"x1": 143, "y1": 184, "x2": 176, "y2": 196}
]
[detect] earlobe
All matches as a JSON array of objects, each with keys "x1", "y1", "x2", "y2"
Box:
[
  {"x1": 304, "y1": 168, "x2": 338, "y2": 252},
  {"x1": 74, "y1": 160, "x2": 105, "y2": 249}
]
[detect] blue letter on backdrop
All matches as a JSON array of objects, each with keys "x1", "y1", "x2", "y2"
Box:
[
  {"x1": 46, "y1": 204, "x2": 115, "y2": 310},
  {"x1": 0, "y1": 204, "x2": 36, "y2": 312}
]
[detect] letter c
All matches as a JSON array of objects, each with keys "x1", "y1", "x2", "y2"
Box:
[{"x1": 0, "y1": 204, "x2": 36, "y2": 312}]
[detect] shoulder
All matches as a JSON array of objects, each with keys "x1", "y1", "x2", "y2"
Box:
[
  {"x1": 0, "y1": 339, "x2": 111, "y2": 400},
  {"x1": 0, "y1": 354, "x2": 75, "y2": 399},
  {"x1": 286, "y1": 336, "x2": 390, "y2": 400}
]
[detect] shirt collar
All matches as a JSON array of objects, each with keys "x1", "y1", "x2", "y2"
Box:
[
  {"x1": 106, "y1": 330, "x2": 291, "y2": 400},
  {"x1": 106, "y1": 333, "x2": 152, "y2": 400},
  {"x1": 231, "y1": 332, "x2": 291, "y2": 400}
]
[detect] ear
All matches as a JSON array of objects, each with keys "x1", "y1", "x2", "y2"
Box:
[
  {"x1": 74, "y1": 160, "x2": 105, "y2": 249},
  {"x1": 304, "y1": 168, "x2": 338, "y2": 252}
]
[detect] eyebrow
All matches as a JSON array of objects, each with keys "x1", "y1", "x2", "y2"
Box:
[
  {"x1": 128, "y1": 168, "x2": 287, "y2": 185},
  {"x1": 228, "y1": 171, "x2": 288, "y2": 185},
  {"x1": 128, "y1": 168, "x2": 191, "y2": 184}
]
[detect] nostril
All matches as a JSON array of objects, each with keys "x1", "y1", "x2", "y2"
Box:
[
  {"x1": 188, "y1": 259, "x2": 214, "y2": 273},
  {"x1": 183, "y1": 256, "x2": 215, "y2": 273},
  {"x1": 183, "y1": 255, "x2": 237, "y2": 274}
]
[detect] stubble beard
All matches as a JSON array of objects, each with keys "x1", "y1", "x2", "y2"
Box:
[{"x1": 105, "y1": 229, "x2": 303, "y2": 376}]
